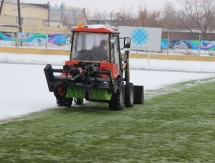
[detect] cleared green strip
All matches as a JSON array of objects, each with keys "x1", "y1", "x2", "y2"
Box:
[{"x1": 0, "y1": 78, "x2": 215, "y2": 162}]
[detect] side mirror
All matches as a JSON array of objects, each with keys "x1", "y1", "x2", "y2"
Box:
[{"x1": 124, "y1": 37, "x2": 131, "y2": 48}]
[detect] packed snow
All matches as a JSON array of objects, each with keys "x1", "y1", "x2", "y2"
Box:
[
  {"x1": 0, "y1": 53, "x2": 214, "y2": 120},
  {"x1": 1, "y1": 53, "x2": 215, "y2": 73}
]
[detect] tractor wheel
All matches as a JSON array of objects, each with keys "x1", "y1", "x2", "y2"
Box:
[
  {"x1": 56, "y1": 98, "x2": 64, "y2": 107},
  {"x1": 109, "y1": 78, "x2": 124, "y2": 110},
  {"x1": 66, "y1": 98, "x2": 73, "y2": 107},
  {"x1": 74, "y1": 98, "x2": 83, "y2": 105},
  {"x1": 54, "y1": 82, "x2": 67, "y2": 99},
  {"x1": 124, "y1": 82, "x2": 134, "y2": 107},
  {"x1": 56, "y1": 98, "x2": 73, "y2": 107}
]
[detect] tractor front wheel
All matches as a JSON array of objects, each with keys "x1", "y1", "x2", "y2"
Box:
[
  {"x1": 125, "y1": 82, "x2": 134, "y2": 107},
  {"x1": 56, "y1": 98, "x2": 73, "y2": 107},
  {"x1": 54, "y1": 82, "x2": 67, "y2": 99}
]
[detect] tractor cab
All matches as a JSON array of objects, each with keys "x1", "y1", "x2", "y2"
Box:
[
  {"x1": 71, "y1": 32, "x2": 109, "y2": 62},
  {"x1": 70, "y1": 24, "x2": 130, "y2": 65},
  {"x1": 44, "y1": 24, "x2": 144, "y2": 110}
]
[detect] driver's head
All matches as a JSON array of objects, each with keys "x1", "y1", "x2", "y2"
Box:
[{"x1": 100, "y1": 39, "x2": 106, "y2": 47}]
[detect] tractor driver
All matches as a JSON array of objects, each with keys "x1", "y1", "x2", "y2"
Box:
[{"x1": 91, "y1": 39, "x2": 108, "y2": 61}]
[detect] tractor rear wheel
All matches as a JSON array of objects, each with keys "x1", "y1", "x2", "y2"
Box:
[
  {"x1": 109, "y1": 78, "x2": 124, "y2": 110},
  {"x1": 125, "y1": 82, "x2": 134, "y2": 107}
]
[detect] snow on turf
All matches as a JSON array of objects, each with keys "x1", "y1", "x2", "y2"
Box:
[
  {"x1": 1, "y1": 53, "x2": 215, "y2": 72},
  {"x1": 0, "y1": 53, "x2": 214, "y2": 120}
]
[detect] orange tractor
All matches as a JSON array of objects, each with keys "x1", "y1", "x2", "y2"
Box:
[{"x1": 44, "y1": 24, "x2": 144, "y2": 110}]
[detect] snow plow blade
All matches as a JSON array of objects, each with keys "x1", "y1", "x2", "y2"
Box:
[{"x1": 134, "y1": 85, "x2": 144, "y2": 104}]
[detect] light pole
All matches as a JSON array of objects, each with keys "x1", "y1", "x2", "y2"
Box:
[
  {"x1": 167, "y1": 33, "x2": 169, "y2": 55},
  {"x1": 0, "y1": 0, "x2": 4, "y2": 15},
  {"x1": 17, "y1": 0, "x2": 22, "y2": 32},
  {"x1": 198, "y1": 34, "x2": 201, "y2": 56}
]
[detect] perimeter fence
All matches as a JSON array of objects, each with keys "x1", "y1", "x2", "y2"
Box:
[
  {"x1": 0, "y1": 26, "x2": 72, "y2": 49},
  {"x1": 1, "y1": 26, "x2": 215, "y2": 56}
]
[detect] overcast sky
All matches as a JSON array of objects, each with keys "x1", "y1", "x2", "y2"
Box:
[{"x1": 23, "y1": 0, "x2": 173, "y2": 13}]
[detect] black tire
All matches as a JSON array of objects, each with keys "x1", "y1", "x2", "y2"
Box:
[
  {"x1": 56, "y1": 98, "x2": 73, "y2": 107},
  {"x1": 54, "y1": 82, "x2": 67, "y2": 99},
  {"x1": 109, "y1": 77, "x2": 124, "y2": 110},
  {"x1": 74, "y1": 98, "x2": 84, "y2": 105},
  {"x1": 66, "y1": 98, "x2": 73, "y2": 107},
  {"x1": 125, "y1": 82, "x2": 134, "y2": 107},
  {"x1": 56, "y1": 98, "x2": 64, "y2": 107}
]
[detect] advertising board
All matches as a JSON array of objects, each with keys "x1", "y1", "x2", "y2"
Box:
[{"x1": 118, "y1": 26, "x2": 162, "y2": 51}]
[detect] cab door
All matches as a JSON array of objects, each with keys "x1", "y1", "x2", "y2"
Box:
[{"x1": 110, "y1": 34, "x2": 123, "y2": 76}]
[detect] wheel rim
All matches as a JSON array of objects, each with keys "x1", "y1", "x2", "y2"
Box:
[{"x1": 58, "y1": 86, "x2": 65, "y2": 96}]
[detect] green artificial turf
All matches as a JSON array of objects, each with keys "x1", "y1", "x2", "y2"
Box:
[{"x1": 0, "y1": 77, "x2": 215, "y2": 163}]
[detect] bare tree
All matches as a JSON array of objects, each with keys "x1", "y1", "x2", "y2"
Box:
[
  {"x1": 136, "y1": 5, "x2": 162, "y2": 27},
  {"x1": 162, "y1": 0, "x2": 215, "y2": 39},
  {"x1": 115, "y1": 7, "x2": 136, "y2": 26},
  {"x1": 91, "y1": 9, "x2": 106, "y2": 20},
  {"x1": 162, "y1": 2, "x2": 177, "y2": 30},
  {"x1": 136, "y1": 6, "x2": 146, "y2": 26},
  {"x1": 148, "y1": 10, "x2": 162, "y2": 27},
  {"x1": 62, "y1": 8, "x2": 84, "y2": 28}
]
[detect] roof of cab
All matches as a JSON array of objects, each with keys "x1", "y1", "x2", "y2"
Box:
[{"x1": 72, "y1": 24, "x2": 120, "y2": 34}]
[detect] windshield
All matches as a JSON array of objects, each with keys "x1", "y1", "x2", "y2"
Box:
[{"x1": 71, "y1": 32, "x2": 109, "y2": 62}]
